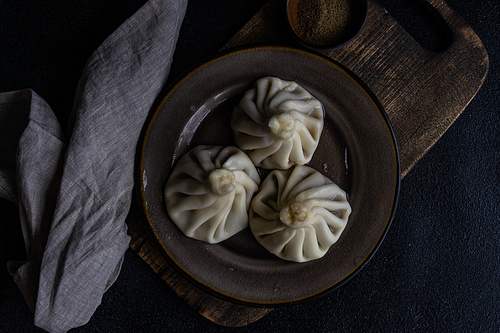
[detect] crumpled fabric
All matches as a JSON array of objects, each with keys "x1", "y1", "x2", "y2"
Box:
[{"x1": 0, "y1": 0, "x2": 187, "y2": 332}]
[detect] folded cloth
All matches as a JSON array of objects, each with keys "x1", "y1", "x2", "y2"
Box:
[{"x1": 0, "y1": 0, "x2": 187, "y2": 332}]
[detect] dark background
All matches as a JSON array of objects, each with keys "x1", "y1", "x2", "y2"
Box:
[{"x1": 1, "y1": 0, "x2": 499, "y2": 332}]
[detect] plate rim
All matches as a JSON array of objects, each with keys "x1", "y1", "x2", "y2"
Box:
[{"x1": 135, "y1": 44, "x2": 401, "y2": 307}]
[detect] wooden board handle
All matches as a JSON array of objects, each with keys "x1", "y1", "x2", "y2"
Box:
[
  {"x1": 417, "y1": 0, "x2": 489, "y2": 58},
  {"x1": 319, "y1": 0, "x2": 489, "y2": 176}
]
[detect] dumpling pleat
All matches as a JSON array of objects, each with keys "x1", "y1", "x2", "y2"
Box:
[
  {"x1": 187, "y1": 192, "x2": 234, "y2": 240},
  {"x1": 292, "y1": 111, "x2": 323, "y2": 139},
  {"x1": 308, "y1": 199, "x2": 352, "y2": 216},
  {"x1": 173, "y1": 163, "x2": 207, "y2": 183},
  {"x1": 260, "y1": 225, "x2": 295, "y2": 255},
  {"x1": 296, "y1": 185, "x2": 342, "y2": 203},
  {"x1": 249, "y1": 216, "x2": 286, "y2": 236},
  {"x1": 192, "y1": 146, "x2": 219, "y2": 174},
  {"x1": 277, "y1": 99, "x2": 319, "y2": 114},
  {"x1": 222, "y1": 185, "x2": 250, "y2": 235},
  {"x1": 251, "y1": 189, "x2": 281, "y2": 219},
  {"x1": 168, "y1": 191, "x2": 218, "y2": 214},
  {"x1": 222, "y1": 157, "x2": 260, "y2": 185},
  {"x1": 248, "y1": 140, "x2": 283, "y2": 166},
  {"x1": 282, "y1": 228, "x2": 306, "y2": 262},
  {"x1": 259, "y1": 82, "x2": 283, "y2": 117},
  {"x1": 231, "y1": 113, "x2": 270, "y2": 137},
  {"x1": 232, "y1": 171, "x2": 260, "y2": 205},
  {"x1": 284, "y1": 168, "x2": 325, "y2": 202},
  {"x1": 311, "y1": 216, "x2": 340, "y2": 249},
  {"x1": 268, "y1": 89, "x2": 296, "y2": 112},
  {"x1": 210, "y1": 194, "x2": 238, "y2": 243},
  {"x1": 238, "y1": 91, "x2": 269, "y2": 125},
  {"x1": 261, "y1": 138, "x2": 293, "y2": 170},
  {"x1": 312, "y1": 207, "x2": 348, "y2": 237},
  {"x1": 166, "y1": 177, "x2": 210, "y2": 196},
  {"x1": 289, "y1": 130, "x2": 307, "y2": 165},
  {"x1": 235, "y1": 131, "x2": 276, "y2": 150},
  {"x1": 301, "y1": 225, "x2": 324, "y2": 261},
  {"x1": 294, "y1": 121, "x2": 319, "y2": 158}
]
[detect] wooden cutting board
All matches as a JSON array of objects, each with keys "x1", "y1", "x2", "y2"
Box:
[{"x1": 127, "y1": 0, "x2": 488, "y2": 327}]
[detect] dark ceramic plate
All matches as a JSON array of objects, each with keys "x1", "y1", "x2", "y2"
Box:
[{"x1": 137, "y1": 46, "x2": 400, "y2": 306}]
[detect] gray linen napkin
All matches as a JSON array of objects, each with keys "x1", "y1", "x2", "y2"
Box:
[{"x1": 0, "y1": 0, "x2": 187, "y2": 332}]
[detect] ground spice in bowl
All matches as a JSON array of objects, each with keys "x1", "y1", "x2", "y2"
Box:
[
  {"x1": 287, "y1": 0, "x2": 367, "y2": 51},
  {"x1": 297, "y1": 0, "x2": 353, "y2": 45}
]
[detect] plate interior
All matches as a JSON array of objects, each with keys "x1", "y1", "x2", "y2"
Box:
[{"x1": 138, "y1": 46, "x2": 400, "y2": 305}]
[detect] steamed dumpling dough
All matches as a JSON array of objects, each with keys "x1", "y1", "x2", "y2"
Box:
[
  {"x1": 249, "y1": 165, "x2": 351, "y2": 262},
  {"x1": 165, "y1": 145, "x2": 260, "y2": 244},
  {"x1": 231, "y1": 76, "x2": 324, "y2": 170}
]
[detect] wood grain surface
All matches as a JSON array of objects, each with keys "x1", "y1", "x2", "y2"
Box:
[{"x1": 127, "y1": 0, "x2": 488, "y2": 327}]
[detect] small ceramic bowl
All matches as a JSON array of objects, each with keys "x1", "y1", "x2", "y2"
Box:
[{"x1": 286, "y1": 0, "x2": 368, "y2": 52}]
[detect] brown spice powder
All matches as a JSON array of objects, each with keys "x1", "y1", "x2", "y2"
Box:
[{"x1": 297, "y1": 0, "x2": 354, "y2": 46}]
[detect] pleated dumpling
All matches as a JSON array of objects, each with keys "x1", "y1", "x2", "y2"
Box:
[
  {"x1": 231, "y1": 76, "x2": 324, "y2": 170},
  {"x1": 249, "y1": 165, "x2": 351, "y2": 262},
  {"x1": 165, "y1": 145, "x2": 260, "y2": 244}
]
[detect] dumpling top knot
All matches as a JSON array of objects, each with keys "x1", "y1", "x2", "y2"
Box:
[
  {"x1": 268, "y1": 112, "x2": 296, "y2": 139},
  {"x1": 209, "y1": 168, "x2": 236, "y2": 195},
  {"x1": 279, "y1": 202, "x2": 310, "y2": 228}
]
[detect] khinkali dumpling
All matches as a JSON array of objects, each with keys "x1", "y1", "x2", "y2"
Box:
[
  {"x1": 165, "y1": 145, "x2": 260, "y2": 244},
  {"x1": 231, "y1": 76, "x2": 324, "y2": 170},
  {"x1": 249, "y1": 165, "x2": 351, "y2": 262}
]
